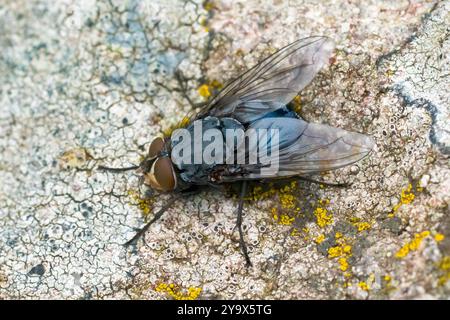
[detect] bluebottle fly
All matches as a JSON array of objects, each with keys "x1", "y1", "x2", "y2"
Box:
[{"x1": 99, "y1": 36, "x2": 375, "y2": 266}]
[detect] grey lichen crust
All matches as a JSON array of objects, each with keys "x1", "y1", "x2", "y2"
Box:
[{"x1": 0, "y1": 0, "x2": 448, "y2": 299}]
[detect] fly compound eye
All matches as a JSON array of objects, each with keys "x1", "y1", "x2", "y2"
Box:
[
  {"x1": 144, "y1": 157, "x2": 177, "y2": 192},
  {"x1": 148, "y1": 137, "x2": 165, "y2": 159}
]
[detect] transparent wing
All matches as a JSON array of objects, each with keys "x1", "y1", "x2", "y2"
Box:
[
  {"x1": 195, "y1": 36, "x2": 335, "y2": 123},
  {"x1": 219, "y1": 117, "x2": 374, "y2": 181}
]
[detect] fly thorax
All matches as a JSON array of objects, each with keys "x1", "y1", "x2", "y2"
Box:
[{"x1": 169, "y1": 116, "x2": 244, "y2": 183}]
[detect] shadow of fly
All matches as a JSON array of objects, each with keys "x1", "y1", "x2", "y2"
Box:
[{"x1": 99, "y1": 36, "x2": 375, "y2": 267}]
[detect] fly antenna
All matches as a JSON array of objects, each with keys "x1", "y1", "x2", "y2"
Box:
[{"x1": 97, "y1": 164, "x2": 140, "y2": 172}]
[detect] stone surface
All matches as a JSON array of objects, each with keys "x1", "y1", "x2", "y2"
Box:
[{"x1": 0, "y1": 0, "x2": 448, "y2": 299}]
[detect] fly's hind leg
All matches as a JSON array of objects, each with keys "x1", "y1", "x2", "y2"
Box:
[{"x1": 236, "y1": 180, "x2": 252, "y2": 267}]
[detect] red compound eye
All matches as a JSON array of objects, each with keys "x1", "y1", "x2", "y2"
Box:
[
  {"x1": 144, "y1": 157, "x2": 177, "y2": 192},
  {"x1": 148, "y1": 137, "x2": 165, "y2": 159}
]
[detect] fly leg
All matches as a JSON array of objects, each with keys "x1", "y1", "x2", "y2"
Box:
[
  {"x1": 174, "y1": 70, "x2": 208, "y2": 109},
  {"x1": 124, "y1": 196, "x2": 179, "y2": 247},
  {"x1": 236, "y1": 180, "x2": 252, "y2": 267},
  {"x1": 124, "y1": 190, "x2": 199, "y2": 247},
  {"x1": 297, "y1": 176, "x2": 349, "y2": 188}
]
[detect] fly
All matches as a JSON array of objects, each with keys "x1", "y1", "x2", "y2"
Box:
[{"x1": 99, "y1": 36, "x2": 375, "y2": 267}]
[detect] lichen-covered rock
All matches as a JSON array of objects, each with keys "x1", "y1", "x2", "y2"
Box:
[{"x1": 0, "y1": 0, "x2": 448, "y2": 299}]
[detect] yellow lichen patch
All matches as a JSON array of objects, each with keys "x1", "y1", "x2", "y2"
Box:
[
  {"x1": 327, "y1": 234, "x2": 353, "y2": 275},
  {"x1": 390, "y1": 183, "x2": 419, "y2": 217},
  {"x1": 292, "y1": 95, "x2": 302, "y2": 114},
  {"x1": 355, "y1": 222, "x2": 371, "y2": 232},
  {"x1": 350, "y1": 218, "x2": 372, "y2": 232},
  {"x1": 128, "y1": 189, "x2": 154, "y2": 216},
  {"x1": 284, "y1": 181, "x2": 298, "y2": 191},
  {"x1": 276, "y1": 182, "x2": 299, "y2": 210},
  {"x1": 279, "y1": 193, "x2": 296, "y2": 210},
  {"x1": 328, "y1": 246, "x2": 343, "y2": 258},
  {"x1": 400, "y1": 184, "x2": 415, "y2": 204},
  {"x1": 199, "y1": 17, "x2": 209, "y2": 32},
  {"x1": 250, "y1": 181, "x2": 298, "y2": 204},
  {"x1": 343, "y1": 245, "x2": 352, "y2": 253},
  {"x1": 290, "y1": 227, "x2": 309, "y2": 238},
  {"x1": 438, "y1": 273, "x2": 450, "y2": 286},
  {"x1": 203, "y1": 0, "x2": 215, "y2": 11},
  {"x1": 249, "y1": 185, "x2": 276, "y2": 201},
  {"x1": 313, "y1": 199, "x2": 332, "y2": 228},
  {"x1": 198, "y1": 80, "x2": 223, "y2": 99},
  {"x1": 385, "y1": 69, "x2": 395, "y2": 77},
  {"x1": 272, "y1": 207, "x2": 295, "y2": 226},
  {"x1": 438, "y1": 256, "x2": 450, "y2": 270},
  {"x1": 278, "y1": 181, "x2": 298, "y2": 205},
  {"x1": 210, "y1": 79, "x2": 223, "y2": 90},
  {"x1": 437, "y1": 256, "x2": 450, "y2": 286},
  {"x1": 382, "y1": 274, "x2": 395, "y2": 291},
  {"x1": 358, "y1": 281, "x2": 370, "y2": 291},
  {"x1": 434, "y1": 233, "x2": 445, "y2": 242},
  {"x1": 279, "y1": 214, "x2": 295, "y2": 226},
  {"x1": 395, "y1": 231, "x2": 430, "y2": 258},
  {"x1": 338, "y1": 257, "x2": 349, "y2": 271},
  {"x1": 254, "y1": 181, "x2": 301, "y2": 227},
  {"x1": 315, "y1": 234, "x2": 326, "y2": 244},
  {"x1": 178, "y1": 116, "x2": 191, "y2": 128},
  {"x1": 271, "y1": 207, "x2": 277, "y2": 219},
  {"x1": 155, "y1": 283, "x2": 202, "y2": 300},
  {"x1": 163, "y1": 115, "x2": 193, "y2": 137},
  {"x1": 357, "y1": 274, "x2": 375, "y2": 292},
  {"x1": 314, "y1": 205, "x2": 333, "y2": 228},
  {"x1": 198, "y1": 84, "x2": 211, "y2": 98},
  {"x1": 328, "y1": 244, "x2": 352, "y2": 258}
]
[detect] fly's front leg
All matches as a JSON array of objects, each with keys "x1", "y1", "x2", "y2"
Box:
[
  {"x1": 124, "y1": 190, "x2": 200, "y2": 247},
  {"x1": 236, "y1": 180, "x2": 252, "y2": 267},
  {"x1": 174, "y1": 70, "x2": 208, "y2": 109}
]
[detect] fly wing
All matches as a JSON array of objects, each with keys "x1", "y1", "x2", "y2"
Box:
[
  {"x1": 219, "y1": 117, "x2": 374, "y2": 181},
  {"x1": 195, "y1": 36, "x2": 335, "y2": 123}
]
